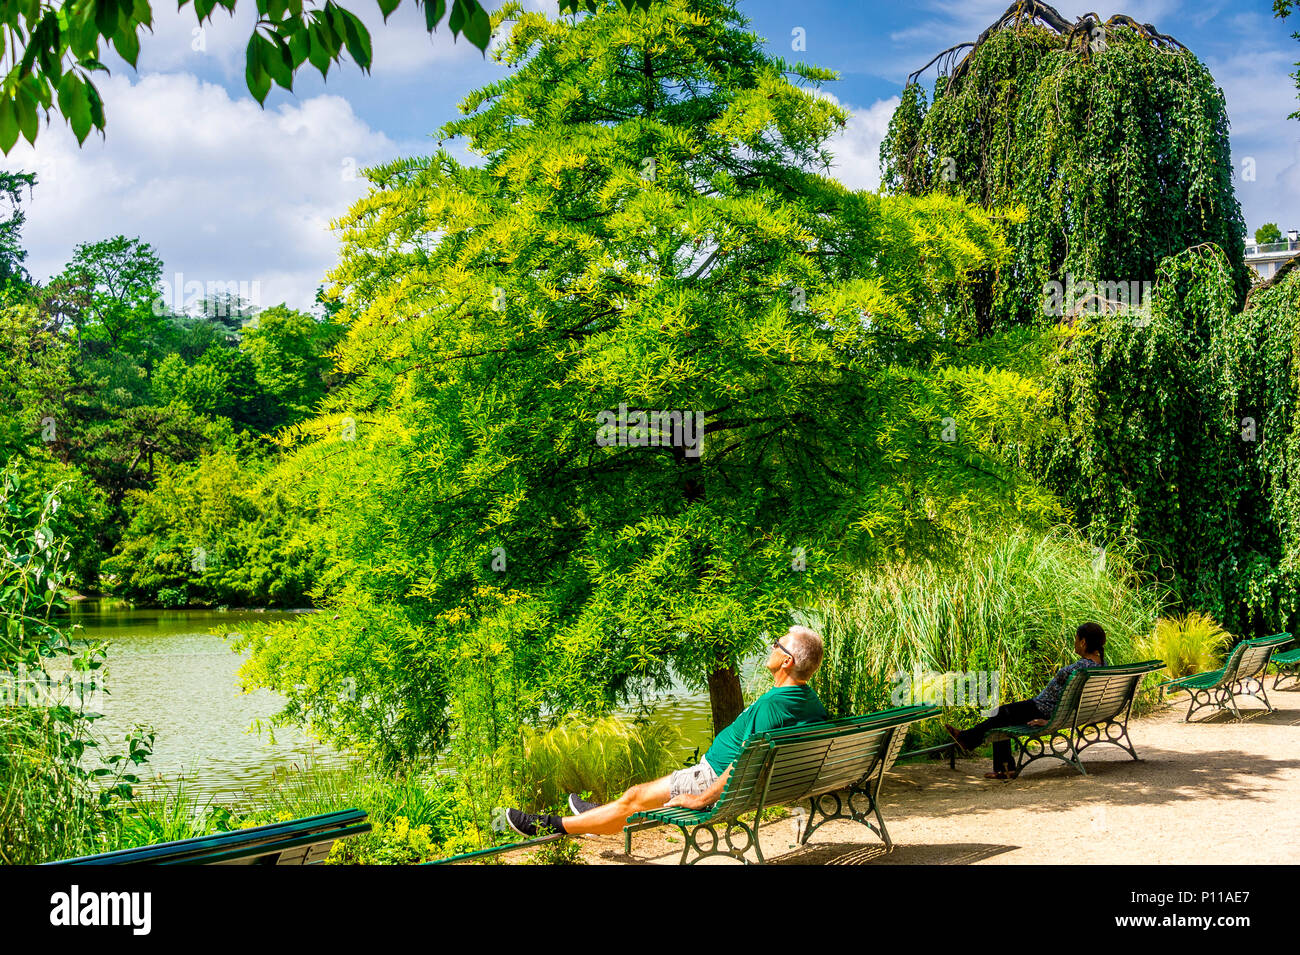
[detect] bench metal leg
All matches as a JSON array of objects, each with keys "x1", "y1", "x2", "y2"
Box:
[
  {"x1": 1275, "y1": 666, "x2": 1300, "y2": 690},
  {"x1": 1010, "y1": 731, "x2": 1087, "y2": 776},
  {"x1": 1074, "y1": 718, "x2": 1141, "y2": 764},
  {"x1": 1181, "y1": 686, "x2": 1222, "y2": 722},
  {"x1": 800, "y1": 780, "x2": 891, "y2": 849},
  {"x1": 623, "y1": 820, "x2": 662, "y2": 857},
  {"x1": 624, "y1": 818, "x2": 760, "y2": 865},
  {"x1": 1236, "y1": 677, "x2": 1273, "y2": 714},
  {"x1": 678, "y1": 815, "x2": 762, "y2": 865}
]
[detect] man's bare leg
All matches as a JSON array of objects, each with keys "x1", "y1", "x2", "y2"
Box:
[{"x1": 557, "y1": 776, "x2": 672, "y2": 836}]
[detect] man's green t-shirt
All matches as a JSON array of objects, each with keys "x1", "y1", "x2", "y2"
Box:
[{"x1": 702, "y1": 684, "x2": 829, "y2": 775}]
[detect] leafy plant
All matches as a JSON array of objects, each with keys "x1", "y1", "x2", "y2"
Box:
[{"x1": 0, "y1": 468, "x2": 153, "y2": 863}]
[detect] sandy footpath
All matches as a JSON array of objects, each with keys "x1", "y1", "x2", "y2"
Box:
[{"x1": 547, "y1": 681, "x2": 1300, "y2": 865}]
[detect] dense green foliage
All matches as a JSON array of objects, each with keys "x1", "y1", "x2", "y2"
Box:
[
  {"x1": 881, "y1": 8, "x2": 1248, "y2": 330},
  {"x1": 1028, "y1": 246, "x2": 1258, "y2": 624},
  {"x1": 0, "y1": 470, "x2": 152, "y2": 864},
  {"x1": 1215, "y1": 268, "x2": 1300, "y2": 633},
  {"x1": 0, "y1": 175, "x2": 344, "y2": 604},
  {"x1": 104, "y1": 448, "x2": 324, "y2": 607}
]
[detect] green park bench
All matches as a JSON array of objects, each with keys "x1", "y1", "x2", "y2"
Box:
[
  {"x1": 1268, "y1": 634, "x2": 1299, "y2": 690},
  {"x1": 48, "y1": 809, "x2": 371, "y2": 865},
  {"x1": 987, "y1": 660, "x2": 1165, "y2": 776},
  {"x1": 623, "y1": 704, "x2": 938, "y2": 865},
  {"x1": 1161, "y1": 633, "x2": 1293, "y2": 722}
]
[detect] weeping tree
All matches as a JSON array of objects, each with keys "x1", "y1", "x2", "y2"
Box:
[
  {"x1": 880, "y1": 0, "x2": 1249, "y2": 332},
  {"x1": 1030, "y1": 245, "x2": 1257, "y2": 627},
  {"x1": 1212, "y1": 264, "x2": 1300, "y2": 635},
  {"x1": 236, "y1": 0, "x2": 1060, "y2": 763}
]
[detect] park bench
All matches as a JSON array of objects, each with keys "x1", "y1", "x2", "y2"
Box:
[
  {"x1": 986, "y1": 660, "x2": 1165, "y2": 776},
  {"x1": 48, "y1": 809, "x2": 371, "y2": 865},
  {"x1": 623, "y1": 704, "x2": 938, "y2": 865},
  {"x1": 1162, "y1": 633, "x2": 1293, "y2": 722},
  {"x1": 1268, "y1": 634, "x2": 1299, "y2": 690}
]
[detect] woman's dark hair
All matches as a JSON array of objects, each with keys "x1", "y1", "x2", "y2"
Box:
[{"x1": 1077, "y1": 621, "x2": 1106, "y2": 662}]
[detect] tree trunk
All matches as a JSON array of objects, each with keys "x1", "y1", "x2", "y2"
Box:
[{"x1": 707, "y1": 665, "x2": 745, "y2": 735}]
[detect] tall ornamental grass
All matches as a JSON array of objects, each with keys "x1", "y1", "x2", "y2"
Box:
[
  {"x1": 799, "y1": 527, "x2": 1167, "y2": 744},
  {"x1": 519, "y1": 715, "x2": 684, "y2": 809},
  {"x1": 1135, "y1": 612, "x2": 1231, "y2": 680}
]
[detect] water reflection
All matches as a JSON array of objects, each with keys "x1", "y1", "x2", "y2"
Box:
[
  {"x1": 61, "y1": 601, "x2": 344, "y2": 800},
  {"x1": 58, "y1": 600, "x2": 766, "y2": 801}
]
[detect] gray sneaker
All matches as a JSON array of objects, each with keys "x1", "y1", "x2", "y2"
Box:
[{"x1": 567, "y1": 793, "x2": 601, "y2": 815}]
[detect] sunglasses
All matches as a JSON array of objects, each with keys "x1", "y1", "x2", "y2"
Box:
[{"x1": 773, "y1": 640, "x2": 795, "y2": 661}]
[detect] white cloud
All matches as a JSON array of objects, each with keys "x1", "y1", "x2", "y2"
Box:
[
  {"x1": 0, "y1": 71, "x2": 403, "y2": 311},
  {"x1": 820, "y1": 93, "x2": 899, "y2": 193}
]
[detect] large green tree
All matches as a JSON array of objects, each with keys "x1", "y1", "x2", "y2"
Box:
[
  {"x1": 237, "y1": 0, "x2": 1057, "y2": 763},
  {"x1": 50, "y1": 235, "x2": 164, "y2": 351},
  {"x1": 881, "y1": 0, "x2": 1248, "y2": 331}
]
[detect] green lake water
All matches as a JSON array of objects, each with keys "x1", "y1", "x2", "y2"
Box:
[{"x1": 62, "y1": 600, "x2": 726, "y2": 801}]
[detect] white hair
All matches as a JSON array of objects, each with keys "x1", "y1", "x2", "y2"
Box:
[{"x1": 784, "y1": 626, "x2": 824, "y2": 681}]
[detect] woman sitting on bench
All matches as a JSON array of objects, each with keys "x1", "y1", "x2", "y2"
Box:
[{"x1": 945, "y1": 622, "x2": 1107, "y2": 780}]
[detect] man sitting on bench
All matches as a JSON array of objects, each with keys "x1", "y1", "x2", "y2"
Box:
[{"x1": 495, "y1": 625, "x2": 829, "y2": 837}]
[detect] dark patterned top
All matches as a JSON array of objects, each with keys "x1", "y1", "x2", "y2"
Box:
[{"x1": 1033, "y1": 657, "x2": 1103, "y2": 717}]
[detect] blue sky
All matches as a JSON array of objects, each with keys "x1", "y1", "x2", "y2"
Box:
[{"x1": 2, "y1": 0, "x2": 1297, "y2": 312}]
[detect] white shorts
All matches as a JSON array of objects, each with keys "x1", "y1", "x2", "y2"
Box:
[{"x1": 668, "y1": 758, "x2": 718, "y2": 798}]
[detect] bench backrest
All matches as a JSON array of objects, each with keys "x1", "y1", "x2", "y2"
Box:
[
  {"x1": 1043, "y1": 661, "x2": 1165, "y2": 732},
  {"x1": 758, "y1": 705, "x2": 938, "y2": 806},
  {"x1": 1223, "y1": 634, "x2": 1292, "y2": 683},
  {"x1": 707, "y1": 735, "x2": 776, "y2": 820},
  {"x1": 50, "y1": 809, "x2": 371, "y2": 865}
]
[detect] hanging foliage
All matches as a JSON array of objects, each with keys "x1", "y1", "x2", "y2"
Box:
[
  {"x1": 1215, "y1": 262, "x2": 1300, "y2": 634},
  {"x1": 1030, "y1": 246, "x2": 1242, "y2": 621},
  {"x1": 880, "y1": 0, "x2": 1249, "y2": 331}
]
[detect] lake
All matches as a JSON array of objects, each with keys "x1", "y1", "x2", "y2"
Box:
[{"x1": 61, "y1": 600, "x2": 729, "y2": 802}]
